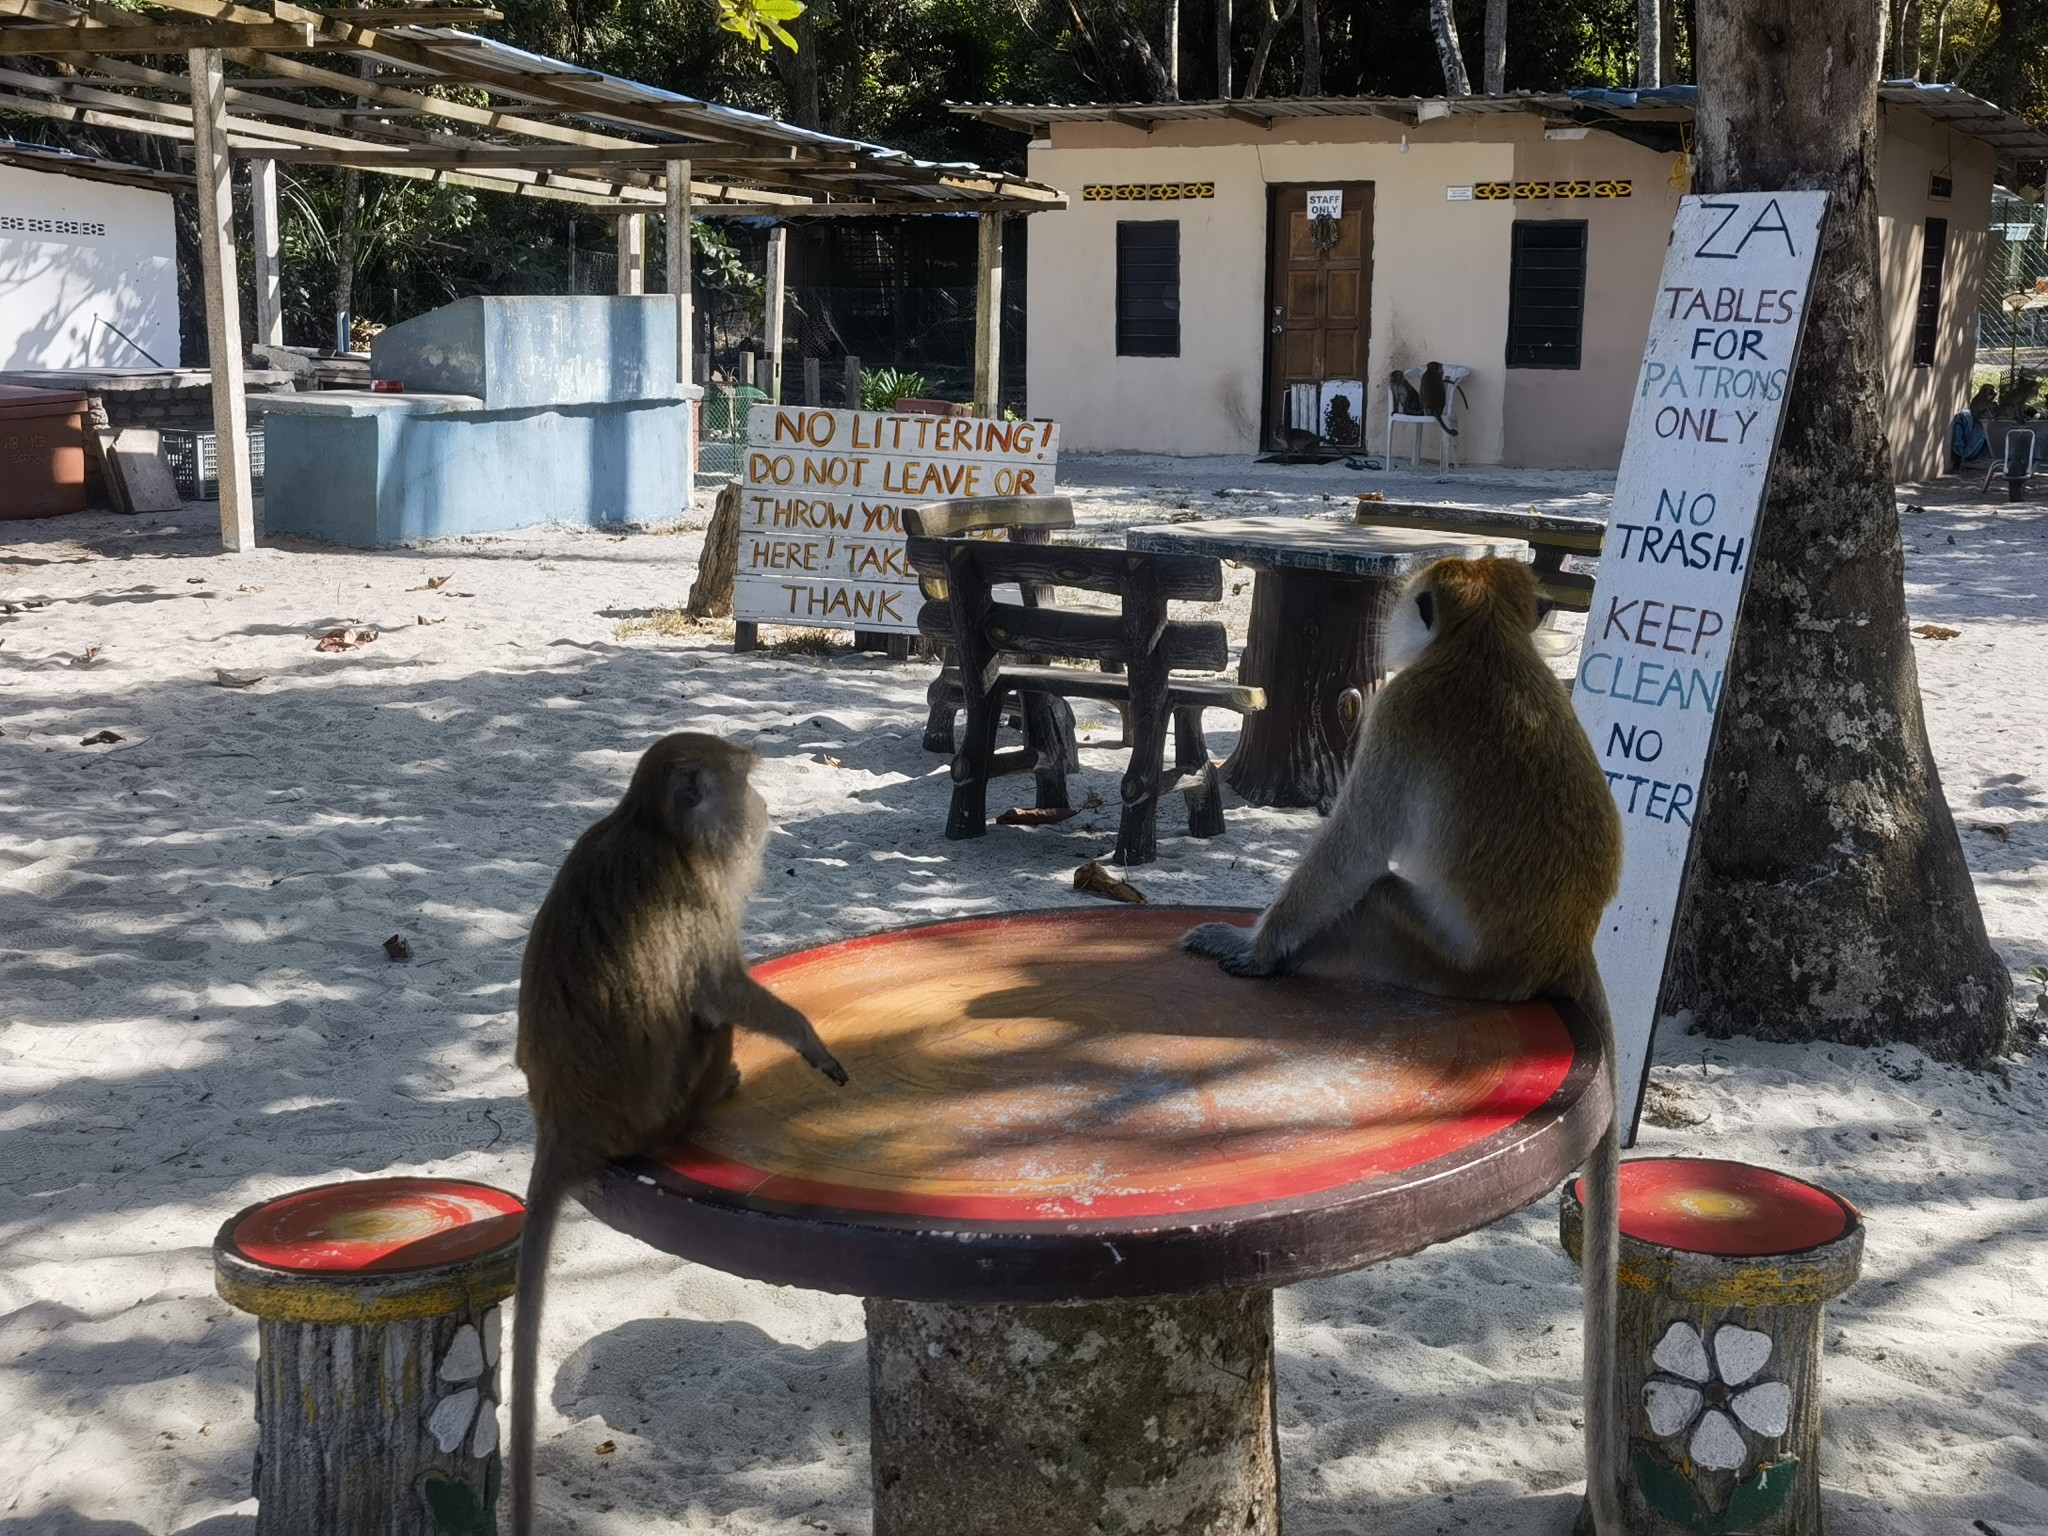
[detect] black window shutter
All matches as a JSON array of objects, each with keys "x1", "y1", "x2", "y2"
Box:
[
  {"x1": 1912, "y1": 218, "x2": 1949, "y2": 368},
  {"x1": 1116, "y1": 221, "x2": 1180, "y2": 358},
  {"x1": 1507, "y1": 221, "x2": 1588, "y2": 370}
]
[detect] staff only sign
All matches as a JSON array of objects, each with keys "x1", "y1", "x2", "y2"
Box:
[
  {"x1": 1573, "y1": 190, "x2": 1827, "y2": 1137},
  {"x1": 734, "y1": 408, "x2": 1061, "y2": 635}
]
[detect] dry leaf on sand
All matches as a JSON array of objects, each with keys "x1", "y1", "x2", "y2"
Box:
[
  {"x1": 213, "y1": 669, "x2": 265, "y2": 689},
  {"x1": 80, "y1": 729, "x2": 123, "y2": 746},
  {"x1": 997, "y1": 806, "x2": 1079, "y2": 826},
  {"x1": 1074, "y1": 861, "x2": 1146, "y2": 904},
  {"x1": 417, "y1": 615, "x2": 445, "y2": 627},
  {"x1": 382, "y1": 934, "x2": 412, "y2": 961},
  {"x1": 409, "y1": 574, "x2": 451, "y2": 591},
  {"x1": 315, "y1": 627, "x2": 378, "y2": 652},
  {"x1": 1911, "y1": 623, "x2": 1961, "y2": 640}
]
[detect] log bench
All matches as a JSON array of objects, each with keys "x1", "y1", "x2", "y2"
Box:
[
  {"x1": 213, "y1": 1176, "x2": 526, "y2": 1536},
  {"x1": 1561, "y1": 1157, "x2": 1864, "y2": 1536}
]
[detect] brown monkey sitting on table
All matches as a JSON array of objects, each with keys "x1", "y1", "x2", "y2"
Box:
[
  {"x1": 1182, "y1": 557, "x2": 1625, "y2": 1535},
  {"x1": 510, "y1": 732, "x2": 848, "y2": 1536}
]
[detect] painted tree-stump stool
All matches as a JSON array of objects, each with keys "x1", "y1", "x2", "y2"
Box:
[
  {"x1": 213, "y1": 1176, "x2": 527, "y2": 1536},
  {"x1": 1561, "y1": 1158, "x2": 1864, "y2": 1536},
  {"x1": 588, "y1": 905, "x2": 1611, "y2": 1536}
]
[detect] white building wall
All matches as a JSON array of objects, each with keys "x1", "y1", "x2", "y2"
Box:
[{"x1": 0, "y1": 163, "x2": 178, "y2": 370}]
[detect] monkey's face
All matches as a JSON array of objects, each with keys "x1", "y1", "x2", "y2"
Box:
[
  {"x1": 1383, "y1": 573, "x2": 1438, "y2": 672},
  {"x1": 634, "y1": 733, "x2": 770, "y2": 854}
]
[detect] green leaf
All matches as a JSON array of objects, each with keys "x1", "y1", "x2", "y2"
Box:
[
  {"x1": 1634, "y1": 1449, "x2": 1714, "y2": 1533},
  {"x1": 1720, "y1": 1456, "x2": 1799, "y2": 1532},
  {"x1": 717, "y1": 0, "x2": 805, "y2": 52}
]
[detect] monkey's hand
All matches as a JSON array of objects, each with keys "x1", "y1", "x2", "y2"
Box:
[
  {"x1": 1180, "y1": 922, "x2": 1279, "y2": 978},
  {"x1": 811, "y1": 1050, "x2": 850, "y2": 1088}
]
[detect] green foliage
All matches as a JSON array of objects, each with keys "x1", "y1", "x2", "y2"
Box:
[
  {"x1": 719, "y1": 0, "x2": 805, "y2": 52},
  {"x1": 860, "y1": 366, "x2": 928, "y2": 410}
]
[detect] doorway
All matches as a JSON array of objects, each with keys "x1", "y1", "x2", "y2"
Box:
[{"x1": 1264, "y1": 182, "x2": 1373, "y2": 453}]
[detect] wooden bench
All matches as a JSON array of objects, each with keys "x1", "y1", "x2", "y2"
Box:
[
  {"x1": 1353, "y1": 498, "x2": 1606, "y2": 613},
  {"x1": 905, "y1": 534, "x2": 1264, "y2": 867},
  {"x1": 1561, "y1": 1157, "x2": 1864, "y2": 1535}
]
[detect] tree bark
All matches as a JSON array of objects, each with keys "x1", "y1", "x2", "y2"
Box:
[
  {"x1": 1483, "y1": 0, "x2": 1509, "y2": 92},
  {"x1": 1242, "y1": 0, "x2": 1298, "y2": 98},
  {"x1": 1427, "y1": 0, "x2": 1472, "y2": 95},
  {"x1": 1667, "y1": 0, "x2": 2013, "y2": 1063},
  {"x1": 1216, "y1": 0, "x2": 1232, "y2": 96},
  {"x1": 686, "y1": 480, "x2": 743, "y2": 618},
  {"x1": 1900, "y1": 0, "x2": 1922, "y2": 75},
  {"x1": 1661, "y1": 0, "x2": 1680, "y2": 79},
  {"x1": 1301, "y1": 0, "x2": 1321, "y2": 94},
  {"x1": 333, "y1": 166, "x2": 360, "y2": 349},
  {"x1": 1165, "y1": 0, "x2": 1181, "y2": 96},
  {"x1": 770, "y1": 11, "x2": 822, "y2": 128},
  {"x1": 1638, "y1": 0, "x2": 1663, "y2": 85}
]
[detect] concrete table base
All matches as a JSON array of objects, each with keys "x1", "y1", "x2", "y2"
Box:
[{"x1": 866, "y1": 1290, "x2": 1278, "y2": 1536}]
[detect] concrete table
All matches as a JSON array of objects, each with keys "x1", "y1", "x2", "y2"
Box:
[
  {"x1": 587, "y1": 906, "x2": 1608, "y2": 1536},
  {"x1": 1125, "y1": 519, "x2": 1529, "y2": 810}
]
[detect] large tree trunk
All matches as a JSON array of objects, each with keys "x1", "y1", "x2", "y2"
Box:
[
  {"x1": 1483, "y1": 0, "x2": 1508, "y2": 92},
  {"x1": 770, "y1": 11, "x2": 822, "y2": 127},
  {"x1": 1242, "y1": 0, "x2": 1297, "y2": 98},
  {"x1": 1900, "y1": 0, "x2": 1922, "y2": 75},
  {"x1": 1164, "y1": 0, "x2": 1180, "y2": 96},
  {"x1": 1637, "y1": 0, "x2": 1662, "y2": 84},
  {"x1": 1216, "y1": 0, "x2": 1232, "y2": 95},
  {"x1": 1667, "y1": 0, "x2": 2013, "y2": 1063},
  {"x1": 1427, "y1": 0, "x2": 1472, "y2": 95},
  {"x1": 1301, "y1": 0, "x2": 1321, "y2": 93},
  {"x1": 334, "y1": 167, "x2": 360, "y2": 349}
]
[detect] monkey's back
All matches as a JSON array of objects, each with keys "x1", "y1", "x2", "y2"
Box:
[
  {"x1": 516, "y1": 809, "x2": 731, "y2": 1167},
  {"x1": 1367, "y1": 633, "x2": 1621, "y2": 987}
]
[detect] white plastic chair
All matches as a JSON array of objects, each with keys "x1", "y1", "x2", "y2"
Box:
[
  {"x1": 1386, "y1": 364, "x2": 1471, "y2": 470},
  {"x1": 1983, "y1": 426, "x2": 2036, "y2": 493}
]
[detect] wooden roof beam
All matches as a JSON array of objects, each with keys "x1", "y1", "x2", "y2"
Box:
[{"x1": 0, "y1": 20, "x2": 343, "y2": 50}]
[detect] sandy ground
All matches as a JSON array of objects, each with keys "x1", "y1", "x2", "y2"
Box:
[{"x1": 0, "y1": 453, "x2": 2042, "y2": 1535}]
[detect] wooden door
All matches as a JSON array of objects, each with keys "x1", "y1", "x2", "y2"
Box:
[{"x1": 1265, "y1": 183, "x2": 1372, "y2": 450}]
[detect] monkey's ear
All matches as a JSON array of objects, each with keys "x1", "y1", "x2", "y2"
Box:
[
  {"x1": 1534, "y1": 595, "x2": 1555, "y2": 627},
  {"x1": 1415, "y1": 589, "x2": 1435, "y2": 631}
]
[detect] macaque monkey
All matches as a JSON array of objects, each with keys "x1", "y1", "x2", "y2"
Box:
[
  {"x1": 509, "y1": 733, "x2": 848, "y2": 1536},
  {"x1": 1417, "y1": 360, "x2": 1467, "y2": 438},
  {"x1": 1182, "y1": 558, "x2": 1625, "y2": 1534},
  {"x1": 1387, "y1": 368, "x2": 1426, "y2": 417}
]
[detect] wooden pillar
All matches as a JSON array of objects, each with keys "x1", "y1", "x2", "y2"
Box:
[
  {"x1": 844, "y1": 353, "x2": 862, "y2": 410},
  {"x1": 763, "y1": 224, "x2": 788, "y2": 405},
  {"x1": 615, "y1": 211, "x2": 646, "y2": 295},
  {"x1": 973, "y1": 212, "x2": 1004, "y2": 418},
  {"x1": 866, "y1": 1291, "x2": 1278, "y2": 1536},
  {"x1": 188, "y1": 48, "x2": 255, "y2": 552},
  {"x1": 249, "y1": 156, "x2": 283, "y2": 349},
  {"x1": 213, "y1": 1177, "x2": 525, "y2": 1536},
  {"x1": 665, "y1": 160, "x2": 693, "y2": 393}
]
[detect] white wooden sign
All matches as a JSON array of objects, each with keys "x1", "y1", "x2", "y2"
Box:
[
  {"x1": 735, "y1": 407, "x2": 1060, "y2": 634},
  {"x1": 1573, "y1": 191, "x2": 1828, "y2": 1138}
]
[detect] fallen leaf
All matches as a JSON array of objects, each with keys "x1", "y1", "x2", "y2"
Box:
[
  {"x1": 213, "y1": 669, "x2": 265, "y2": 689},
  {"x1": 1081, "y1": 791, "x2": 1105, "y2": 810},
  {"x1": 314, "y1": 627, "x2": 378, "y2": 652},
  {"x1": 409, "y1": 574, "x2": 451, "y2": 591},
  {"x1": 1357, "y1": 491, "x2": 1386, "y2": 502},
  {"x1": 417, "y1": 614, "x2": 445, "y2": 627},
  {"x1": 1969, "y1": 821, "x2": 2013, "y2": 843},
  {"x1": 817, "y1": 754, "x2": 844, "y2": 768},
  {"x1": 1074, "y1": 861, "x2": 1147, "y2": 904},
  {"x1": 382, "y1": 934, "x2": 412, "y2": 961},
  {"x1": 72, "y1": 645, "x2": 102, "y2": 667},
  {"x1": 238, "y1": 584, "x2": 265, "y2": 594},
  {"x1": 594, "y1": 1440, "x2": 617, "y2": 1456},
  {"x1": 80, "y1": 729, "x2": 123, "y2": 745},
  {"x1": 998, "y1": 806, "x2": 1080, "y2": 826},
  {"x1": 1911, "y1": 623, "x2": 1960, "y2": 640}
]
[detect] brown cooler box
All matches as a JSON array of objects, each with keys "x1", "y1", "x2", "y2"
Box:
[{"x1": 0, "y1": 384, "x2": 91, "y2": 519}]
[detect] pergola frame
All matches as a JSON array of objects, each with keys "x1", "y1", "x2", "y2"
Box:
[{"x1": 0, "y1": 0, "x2": 1062, "y2": 549}]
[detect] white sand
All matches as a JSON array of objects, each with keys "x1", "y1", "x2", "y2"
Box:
[{"x1": 1, "y1": 455, "x2": 2041, "y2": 1535}]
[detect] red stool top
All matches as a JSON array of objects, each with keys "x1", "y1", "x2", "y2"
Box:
[
  {"x1": 224, "y1": 1176, "x2": 525, "y2": 1275},
  {"x1": 1579, "y1": 1157, "x2": 1857, "y2": 1258}
]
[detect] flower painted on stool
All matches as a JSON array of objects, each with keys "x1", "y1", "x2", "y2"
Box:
[
  {"x1": 1642, "y1": 1320, "x2": 1792, "y2": 1473},
  {"x1": 427, "y1": 1306, "x2": 504, "y2": 1459}
]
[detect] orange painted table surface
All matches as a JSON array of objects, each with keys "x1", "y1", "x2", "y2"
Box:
[{"x1": 588, "y1": 907, "x2": 1610, "y2": 1304}]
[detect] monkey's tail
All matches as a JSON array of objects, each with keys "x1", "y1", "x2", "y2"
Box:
[
  {"x1": 1568, "y1": 960, "x2": 1625, "y2": 1536},
  {"x1": 1433, "y1": 412, "x2": 1460, "y2": 438},
  {"x1": 510, "y1": 1141, "x2": 568, "y2": 1536}
]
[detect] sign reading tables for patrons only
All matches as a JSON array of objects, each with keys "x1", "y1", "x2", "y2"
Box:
[
  {"x1": 734, "y1": 407, "x2": 1061, "y2": 635},
  {"x1": 1574, "y1": 190, "x2": 1828, "y2": 1138}
]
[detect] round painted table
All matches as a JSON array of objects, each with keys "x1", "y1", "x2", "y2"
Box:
[
  {"x1": 1123, "y1": 519, "x2": 1530, "y2": 810},
  {"x1": 589, "y1": 906, "x2": 1610, "y2": 1536}
]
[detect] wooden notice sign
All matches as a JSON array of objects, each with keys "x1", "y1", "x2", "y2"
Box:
[
  {"x1": 1573, "y1": 191, "x2": 1828, "y2": 1138},
  {"x1": 734, "y1": 407, "x2": 1061, "y2": 635}
]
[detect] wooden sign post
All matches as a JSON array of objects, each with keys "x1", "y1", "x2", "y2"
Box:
[
  {"x1": 735, "y1": 407, "x2": 1060, "y2": 636},
  {"x1": 1574, "y1": 191, "x2": 1828, "y2": 1138}
]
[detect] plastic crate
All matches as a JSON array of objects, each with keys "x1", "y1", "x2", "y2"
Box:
[{"x1": 162, "y1": 426, "x2": 266, "y2": 500}]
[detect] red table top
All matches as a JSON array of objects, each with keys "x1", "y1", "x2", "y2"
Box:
[
  {"x1": 225, "y1": 1176, "x2": 526, "y2": 1275},
  {"x1": 590, "y1": 907, "x2": 1609, "y2": 1302},
  {"x1": 1578, "y1": 1158, "x2": 1859, "y2": 1257}
]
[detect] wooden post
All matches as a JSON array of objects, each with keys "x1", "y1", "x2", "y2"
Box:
[
  {"x1": 803, "y1": 356, "x2": 821, "y2": 406},
  {"x1": 665, "y1": 159, "x2": 692, "y2": 394},
  {"x1": 685, "y1": 480, "x2": 741, "y2": 619},
  {"x1": 213, "y1": 1176, "x2": 525, "y2": 1536},
  {"x1": 844, "y1": 353, "x2": 862, "y2": 409},
  {"x1": 740, "y1": 352, "x2": 756, "y2": 389},
  {"x1": 1561, "y1": 1160, "x2": 1865, "y2": 1535},
  {"x1": 615, "y1": 211, "x2": 646, "y2": 295},
  {"x1": 973, "y1": 213, "x2": 1004, "y2": 418},
  {"x1": 763, "y1": 224, "x2": 788, "y2": 405},
  {"x1": 249, "y1": 156, "x2": 283, "y2": 349},
  {"x1": 188, "y1": 48, "x2": 255, "y2": 552},
  {"x1": 866, "y1": 1291, "x2": 1278, "y2": 1536}
]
